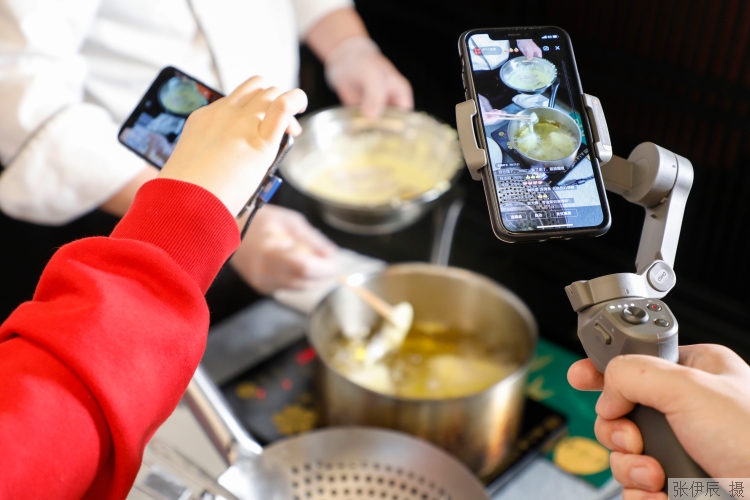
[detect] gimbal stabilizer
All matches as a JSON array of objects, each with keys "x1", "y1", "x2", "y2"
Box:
[{"x1": 456, "y1": 94, "x2": 707, "y2": 485}]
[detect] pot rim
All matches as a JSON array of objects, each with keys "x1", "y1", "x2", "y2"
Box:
[{"x1": 307, "y1": 263, "x2": 539, "y2": 404}]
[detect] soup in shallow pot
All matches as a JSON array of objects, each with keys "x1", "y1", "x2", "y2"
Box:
[
  {"x1": 513, "y1": 118, "x2": 578, "y2": 161},
  {"x1": 293, "y1": 132, "x2": 451, "y2": 207}
]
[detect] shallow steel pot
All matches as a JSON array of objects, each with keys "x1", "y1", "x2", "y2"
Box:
[
  {"x1": 308, "y1": 264, "x2": 537, "y2": 478},
  {"x1": 508, "y1": 106, "x2": 582, "y2": 169},
  {"x1": 499, "y1": 56, "x2": 558, "y2": 96},
  {"x1": 280, "y1": 106, "x2": 463, "y2": 235}
]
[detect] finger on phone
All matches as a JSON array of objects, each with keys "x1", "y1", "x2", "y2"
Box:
[
  {"x1": 227, "y1": 76, "x2": 266, "y2": 106},
  {"x1": 286, "y1": 116, "x2": 303, "y2": 137},
  {"x1": 239, "y1": 86, "x2": 283, "y2": 112},
  {"x1": 258, "y1": 89, "x2": 308, "y2": 144}
]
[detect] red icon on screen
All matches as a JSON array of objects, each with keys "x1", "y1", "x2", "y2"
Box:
[{"x1": 473, "y1": 47, "x2": 483, "y2": 55}]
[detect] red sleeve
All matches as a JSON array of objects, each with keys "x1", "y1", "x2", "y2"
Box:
[{"x1": 0, "y1": 179, "x2": 240, "y2": 499}]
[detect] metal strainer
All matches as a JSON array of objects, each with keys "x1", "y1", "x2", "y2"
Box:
[{"x1": 184, "y1": 366, "x2": 489, "y2": 500}]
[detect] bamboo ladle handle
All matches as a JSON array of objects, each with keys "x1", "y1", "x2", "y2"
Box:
[{"x1": 337, "y1": 275, "x2": 396, "y2": 324}]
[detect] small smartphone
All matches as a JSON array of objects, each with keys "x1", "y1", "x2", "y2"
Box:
[
  {"x1": 458, "y1": 27, "x2": 610, "y2": 242},
  {"x1": 118, "y1": 66, "x2": 223, "y2": 168},
  {"x1": 119, "y1": 67, "x2": 294, "y2": 238}
]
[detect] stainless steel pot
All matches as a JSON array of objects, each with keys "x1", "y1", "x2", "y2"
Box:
[
  {"x1": 499, "y1": 57, "x2": 558, "y2": 96},
  {"x1": 308, "y1": 264, "x2": 537, "y2": 478},
  {"x1": 508, "y1": 106, "x2": 582, "y2": 168},
  {"x1": 279, "y1": 107, "x2": 463, "y2": 235}
]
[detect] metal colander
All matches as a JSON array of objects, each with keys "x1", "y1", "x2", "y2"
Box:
[
  {"x1": 262, "y1": 427, "x2": 487, "y2": 500},
  {"x1": 183, "y1": 367, "x2": 489, "y2": 500}
]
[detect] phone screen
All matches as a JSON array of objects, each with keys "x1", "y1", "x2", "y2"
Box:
[
  {"x1": 464, "y1": 28, "x2": 607, "y2": 234},
  {"x1": 119, "y1": 67, "x2": 223, "y2": 168}
]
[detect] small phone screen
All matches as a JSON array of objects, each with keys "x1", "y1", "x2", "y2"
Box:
[
  {"x1": 465, "y1": 29, "x2": 606, "y2": 233},
  {"x1": 119, "y1": 67, "x2": 222, "y2": 168}
]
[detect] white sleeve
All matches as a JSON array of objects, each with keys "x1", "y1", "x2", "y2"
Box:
[
  {"x1": 292, "y1": 0, "x2": 355, "y2": 38},
  {"x1": 0, "y1": 0, "x2": 146, "y2": 225}
]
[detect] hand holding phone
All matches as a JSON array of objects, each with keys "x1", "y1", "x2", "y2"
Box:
[
  {"x1": 458, "y1": 27, "x2": 610, "y2": 242},
  {"x1": 158, "y1": 76, "x2": 306, "y2": 217},
  {"x1": 119, "y1": 67, "x2": 224, "y2": 169},
  {"x1": 120, "y1": 68, "x2": 306, "y2": 217}
]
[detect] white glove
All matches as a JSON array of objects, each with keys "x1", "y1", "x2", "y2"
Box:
[
  {"x1": 324, "y1": 36, "x2": 414, "y2": 118},
  {"x1": 230, "y1": 205, "x2": 340, "y2": 294}
]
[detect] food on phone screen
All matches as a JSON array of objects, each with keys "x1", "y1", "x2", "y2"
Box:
[
  {"x1": 514, "y1": 118, "x2": 578, "y2": 161},
  {"x1": 159, "y1": 77, "x2": 209, "y2": 115},
  {"x1": 505, "y1": 59, "x2": 556, "y2": 92},
  {"x1": 119, "y1": 69, "x2": 223, "y2": 168}
]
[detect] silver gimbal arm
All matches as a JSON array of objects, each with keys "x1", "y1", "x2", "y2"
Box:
[{"x1": 565, "y1": 97, "x2": 694, "y2": 313}]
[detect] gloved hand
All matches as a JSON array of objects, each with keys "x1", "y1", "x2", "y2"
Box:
[
  {"x1": 568, "y1": 344, "x2": 750, "y2": 499},
  {"x1": 230, "y1": 205, "x2": 340, "y2": 294},
  {"x1": 478, "y1": 94, "x2": 510, "y2": 125},
  {"x1": 517, "y1": 39, "x2": 543, "y2": 60},
  {"x1": 324, "y1": 36, "x2": 414, "y2": 118}
]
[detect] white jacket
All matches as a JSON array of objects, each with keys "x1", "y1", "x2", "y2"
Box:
[{"x1": 0, "y1": 0, "x2": 351, "y2": 224}]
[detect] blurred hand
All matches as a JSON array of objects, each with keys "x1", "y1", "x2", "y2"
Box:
[
  {"x1": 517, "y1": 39, "x2": 543, "y2": 60},
  {"x1": 477, "y1": 94, "x2": 509, "y2": 125},
  {"x1": 568, "y1": 344, "x2": 750, "y2": 499},
  {"x1": 325, "y1": 36, "x2": 413, "y2": 118},
  {"x1": 159, "y1": 76, "x2": 306, "y2": 215},
  {"x1": 230, "y1": 205, "x2": 340, "y2": 294}
]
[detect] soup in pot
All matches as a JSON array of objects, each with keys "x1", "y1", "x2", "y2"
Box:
[
  {"x1": 513, "y1": 118, "x2": 578, "y2": 161},
  {"x1": 328, "y1": 320, "x2": 521, "y2": 399}
]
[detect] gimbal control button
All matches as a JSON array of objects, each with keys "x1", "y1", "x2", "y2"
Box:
[
  {"x1": 655, "y1": 318, "x2": 671, "y2": 327},
  {"x1": 647, "y1": 262, "x2": 675, "y2": 292},
  {"x1": 621, "y1": 306, "x2": 649, "y2": 324}
]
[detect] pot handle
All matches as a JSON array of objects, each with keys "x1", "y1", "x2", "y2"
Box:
[
  {"x1": 548, "y1": 78, "x2": 561, "y2": 109},
  {"x1": 430, "y1": 191, "x2": 465, "y2": 266},
  {"x1": 184, "y1": 366, "x2": 264, "y2": 466}
]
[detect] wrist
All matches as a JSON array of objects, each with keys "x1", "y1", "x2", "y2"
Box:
[
  {"x1": 305, "y1": 7, "x2": 371, "y2": 62},
  {"x1": 324, "y1": 36, "x2": 380, "y2": 67},
  {"x1": 111, "y1": 179, "x2": 240, "y2": 292}
]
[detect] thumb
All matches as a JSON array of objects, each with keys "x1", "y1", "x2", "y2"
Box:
[{"x1": 597, "y1": 354, "x2": 709, "y2": 420}]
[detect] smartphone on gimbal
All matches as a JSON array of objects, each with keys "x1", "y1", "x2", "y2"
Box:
[{"x1": 458, "y1": 26, "x2": 610, "y2": 242}]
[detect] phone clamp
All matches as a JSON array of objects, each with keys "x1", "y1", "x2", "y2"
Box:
[{"x1": 455, "y1": 99, "x2": 488, "y2": 181}]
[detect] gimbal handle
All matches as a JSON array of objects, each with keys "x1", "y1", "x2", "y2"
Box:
[{"x1": 570, "y1": 96, "x2": 707, "y2": 487}]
